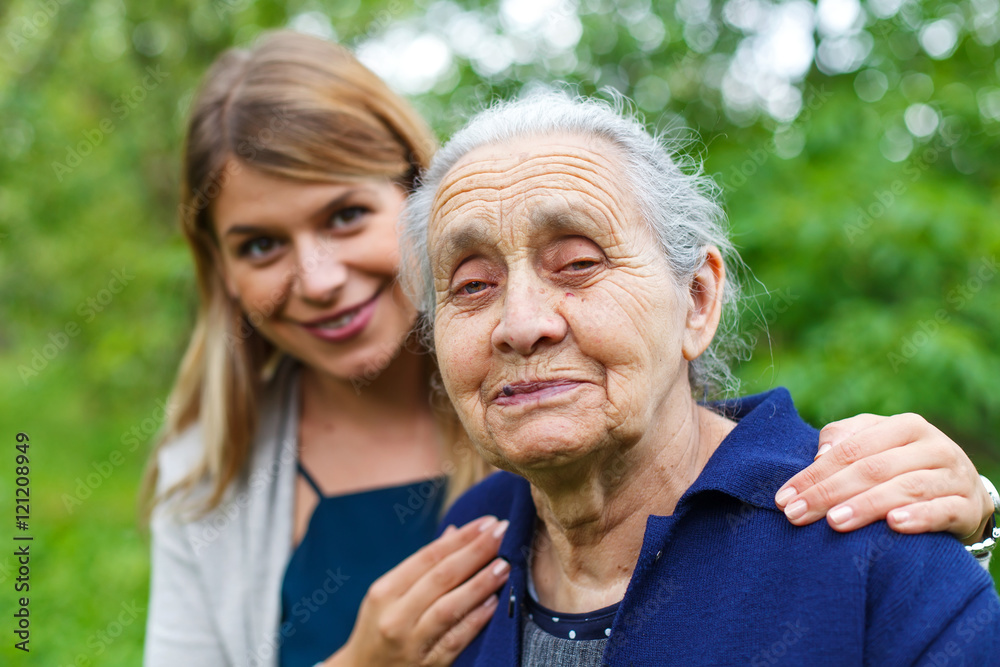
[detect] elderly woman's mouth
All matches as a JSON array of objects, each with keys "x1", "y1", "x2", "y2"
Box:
[{"x1": 492, "y1": 380, "x2": 583, "y2": 406}]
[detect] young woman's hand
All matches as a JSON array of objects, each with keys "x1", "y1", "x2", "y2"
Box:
[
  {"x1": 775, "y1": 413, "x2": 993, "y2": 543},
  {"x1": 324, "y1": 515, "x2": 510, "y2": 667}
]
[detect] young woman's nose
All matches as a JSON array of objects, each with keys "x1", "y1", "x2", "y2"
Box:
[{"x1": 293, "y1": 238, "x2": 348, "y2": 304}]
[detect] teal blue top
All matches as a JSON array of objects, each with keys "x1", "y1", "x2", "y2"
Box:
[{"x1": 278, "y1": 462, "x2": 446, "y2": 667}]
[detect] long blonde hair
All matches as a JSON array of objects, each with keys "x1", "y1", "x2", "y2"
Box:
[{"x1": 141, "y1": 30, "x2": 489, "y2": 520}]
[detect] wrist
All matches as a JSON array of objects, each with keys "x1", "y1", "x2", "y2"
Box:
[
  {"x1": 960, "y1": 485, "x2": 994, "y2": 546},
  {"x1": 965, "y1": 474, "x2": 999, "y2": 558}
]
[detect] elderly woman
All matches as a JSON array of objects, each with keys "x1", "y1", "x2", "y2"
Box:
[{"x1": 401, "y1": 93, "x2": 1000, "y2": 666}]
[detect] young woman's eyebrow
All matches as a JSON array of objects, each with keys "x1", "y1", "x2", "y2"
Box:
[
  {"x1": 309, "y1": 188, "x2": 367, "y2": 222},
  {"x1": 224, "y1": 223, "x2": 268, "y2": 238},
  {"x1": 222, "y1": 189, "x2": 369, "y2": 238}
]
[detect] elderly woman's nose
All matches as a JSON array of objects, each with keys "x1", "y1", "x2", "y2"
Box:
[
  {"x1": 491, "y1": 279, "x2": 568, "y2": 355},
  {"x1": 293, "y1": 239, "x2": 348, "y2": 303}
]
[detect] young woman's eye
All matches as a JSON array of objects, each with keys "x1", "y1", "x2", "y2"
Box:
[
  {"x1": 329, "y1": 206, "x2": 369, "y2": 229},
  {"x1": 239, "y1": 237, "x2": 280, "y2": 259}
]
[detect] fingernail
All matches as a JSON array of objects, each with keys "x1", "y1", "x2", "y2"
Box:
[
  {"x1": 492, "y1": 559, "x2": 510, "y2": 576},
  {"x1": 785, "y1": 499, "x2": 807, "y2": 520},
  {"x1": 815, "y1": 443, "x2": 832, "y2": 458},
  {"x1": 828, "y1": 505, "x2": 853, "y2": 525},
  {"x1": 493, "y1": 519, "x2": 510, "y2": 539},
  {"x1": 889, "y1": 509, "x2": 910, "y2": 526},
  {"x1": 482, "y1": 594, "x2": 499, "y2": 609},
  {"x1": 478, "y1": 516, "x2": 499, "y2": 532},
  {"x1": 775, "y1": 487, "x2": 796, "y2": 507}
]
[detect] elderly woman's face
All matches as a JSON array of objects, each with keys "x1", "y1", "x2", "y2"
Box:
[{"x1": 429, "y1": 135, "x2": 701, "y2": 471}]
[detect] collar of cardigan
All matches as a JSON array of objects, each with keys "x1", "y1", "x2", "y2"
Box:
[{"x1": 493, "y1": 386, "x2": 816, "y2": 570}]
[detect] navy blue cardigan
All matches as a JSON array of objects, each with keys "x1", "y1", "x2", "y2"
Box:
[{"x1": 439, "y1": 388, "x2": 1000, "y2": 666}]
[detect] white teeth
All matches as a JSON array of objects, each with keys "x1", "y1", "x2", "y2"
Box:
[{"x1": 315, "y1": 310, "x2": 357, "y2": 329}]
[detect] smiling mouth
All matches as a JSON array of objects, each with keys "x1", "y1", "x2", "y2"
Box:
[
  {"x1": 294, "y1": 285, "x2": 386, "y2": 343},
  {"x1": 309, "y1": 307, "x2": 366, "y2": 330},
  {"x1": 300, "y1": 287, "x2": 383, "y2": 330},
  {"x1": 492, "y1": 379, "x2": 583, "y2": 406}
]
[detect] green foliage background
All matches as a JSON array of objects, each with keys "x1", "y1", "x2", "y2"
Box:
[{"x1": 0, "y1": 0, "x2": 997, "y2": 663}]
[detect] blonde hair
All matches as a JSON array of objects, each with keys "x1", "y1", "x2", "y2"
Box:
[{"x1": 140, "y1": 30, "x2": 489, "y2": 520}]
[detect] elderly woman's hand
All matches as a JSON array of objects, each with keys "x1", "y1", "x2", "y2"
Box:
[
  {"x1": 774, "y1": 413, "x2": 993, "y2": 543},
  {"x1": 326, "y1": 515, "x2": 510, "y2": 667}
]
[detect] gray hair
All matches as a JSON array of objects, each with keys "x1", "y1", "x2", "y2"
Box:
[{"x1": 400, "y1": 90, "x2": 744, "y2": 396}]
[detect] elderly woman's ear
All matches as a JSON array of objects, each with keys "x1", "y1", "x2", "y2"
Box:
[{"x1": 681, "y1": 245, "x2": 726, "y2": 362}]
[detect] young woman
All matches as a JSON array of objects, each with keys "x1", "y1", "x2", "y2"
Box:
[{"x1": 142, "y1": 30, "x2": 997, "y2": 667}]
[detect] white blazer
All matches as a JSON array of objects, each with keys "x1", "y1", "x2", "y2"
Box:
[{"x1": 144, "y1": 363, "x2": 300, "y2": 667}]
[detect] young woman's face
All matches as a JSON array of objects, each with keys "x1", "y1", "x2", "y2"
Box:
[{"x1": 212, "y1": 161, "x2": 415, "y2": 382}]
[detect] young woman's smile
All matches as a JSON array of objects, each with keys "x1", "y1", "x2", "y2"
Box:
[
  {"x1": 295, "y1": 284, "x2": 385, "y2": 343},
  {"x1": 212, "y1": 162, "x2": 415, "y2": 380}
]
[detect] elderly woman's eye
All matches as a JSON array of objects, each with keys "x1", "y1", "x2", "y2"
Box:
[
  {"x1": 567, "y1": 259, "x2": 598, "y2": 271},
  {"x1": 460, "y1": 280, "x2": 490, "y2": 295}
]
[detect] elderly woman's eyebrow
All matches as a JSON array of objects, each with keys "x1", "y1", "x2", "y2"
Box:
[
  {"x1": 521, "y1": 192, "x2": 627, "y2": 249},
  {"x1": 529, "y1": 206, "x2": 605, "y2": 238},
  {"x1": 432, "y1": 223, "x2": 495, "y2": 267},
  {"x1": 432, "y1": 203, "x2": 608, "y2": 268}
]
